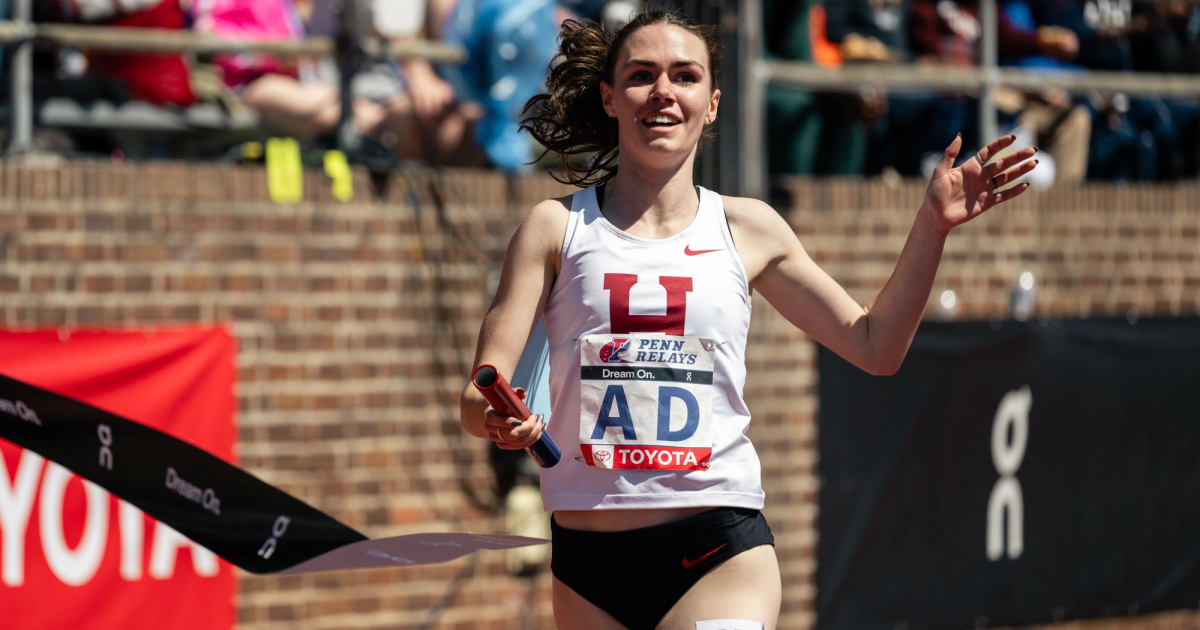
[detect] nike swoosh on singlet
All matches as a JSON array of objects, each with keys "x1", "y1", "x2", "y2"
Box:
[
  {"x1": 682, "y1": 543, "x2": 727, "y2": 568},
  {"x1": 684, "y1": 245, "x2": 722, "y2": 256}
]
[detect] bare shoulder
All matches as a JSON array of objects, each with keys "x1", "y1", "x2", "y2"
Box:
[
  {"x1": 528, "y1": 194, "x2": 573, "y2": 222},
  {"x1": 718, "y1": 195, "x2": 804, "y2": 282},
  {"x1": 719, "y1": 194, "x2": 799, "y2": 265},
  {"x1": 720, "y1": 194, "x2": 794, "y2": 240},
  {"x1": 525, "y1": 194, "x2": 572, "y2": 232},
  {"x1": 511, "y1": 193, "x2": 574, "y2": 266}
]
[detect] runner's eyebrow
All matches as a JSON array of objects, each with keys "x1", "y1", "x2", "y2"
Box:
[{"x1": 624, "y1": 59, "x2": 706, "y2": 73}]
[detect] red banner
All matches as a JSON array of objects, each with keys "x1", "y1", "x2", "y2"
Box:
[{"x1": 0, "y1": 326, "x2": 236, "y2": 630}]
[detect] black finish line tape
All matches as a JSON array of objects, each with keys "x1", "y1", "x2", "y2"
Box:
[{"x1": 0, "y1": 372, "x2": 545, "y2": 574}]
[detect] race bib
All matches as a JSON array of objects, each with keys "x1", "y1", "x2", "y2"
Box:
[{"x1": 579, "y1": 334, "x2": 714, "y2": 471}]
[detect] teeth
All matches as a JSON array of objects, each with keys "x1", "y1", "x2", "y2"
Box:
[{"x1": 645, "y1": 115, "x2": 677, "y2": 124}]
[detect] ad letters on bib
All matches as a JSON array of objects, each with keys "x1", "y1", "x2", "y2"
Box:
[{"x1": 580, "y1": 332, "x2": 715, "y2": 471}]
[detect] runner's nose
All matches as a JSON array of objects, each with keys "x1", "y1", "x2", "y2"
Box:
[{"x1": 650, "y1": 74, "x2": 675, "y2": 104}]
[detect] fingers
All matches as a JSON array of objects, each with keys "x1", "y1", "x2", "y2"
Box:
[
  {"x1": 486, "y1": 413, "x2": 545, "y2": 450},
  {"x1": 505, "y1": 414, "x2": 543, "y2": 443},
  {"x1": 515, "y1": 387, "x2": 526, "y2": 400},
  {"x1": 936, "y1": 133, "x2": 962, "y2": 175},
  {"x1": 988, "y1": 181, "x2": 1031, "y2": 206},
  {"x1": 991, "y1": 158, "x2": 1039, "y2": 189},
  {"x1": 493, "y1": 417, "x2": 544, "y2": 449},
  {"x1": 986, "y1": 146, "x2": 1038, "y2": 176},
  {"x1": 484, "y1": 408, "x2": 521, "y2": 429},
  {"x1": 975, "y1": 134, "x2": 1017, "y2": 165}
]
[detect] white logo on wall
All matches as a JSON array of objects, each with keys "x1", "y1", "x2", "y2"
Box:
[
  {"x1": 987, "y1": 386, "x2": 1031, "y2": 561},
  {"x1": 0, "y1": 449, "x2": 219, "y2": 587}
]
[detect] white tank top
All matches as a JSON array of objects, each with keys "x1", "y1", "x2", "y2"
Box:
[{"x1": 540, "y1": 185, "x2": 764, "y2": 511}]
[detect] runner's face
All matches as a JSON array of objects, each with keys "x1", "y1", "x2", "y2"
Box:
[{"x1": 602, "y1": 24, "x2": 720, "y2": 165}]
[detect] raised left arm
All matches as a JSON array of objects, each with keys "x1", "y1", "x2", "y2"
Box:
[{"x1": 734, "y1": 134, "x2": 1038, "y2": 375}]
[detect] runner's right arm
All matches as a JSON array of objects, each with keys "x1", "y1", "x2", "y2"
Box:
[{"x1": 459, "y1": 197, "x2": 570, "y2": 444}]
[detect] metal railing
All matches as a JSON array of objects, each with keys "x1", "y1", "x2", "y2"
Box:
[
  {"x1": 737, "y1": 0, "x2": 1200, "y2": 198},
  {"x1": 761, "y1": 61, "x2": 1200, "y2": 96},
  {"x1": 0, "y1": 22, "x2": 466, "y2": 60}
]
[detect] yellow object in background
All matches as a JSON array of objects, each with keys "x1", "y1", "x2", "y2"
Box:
[
  {"x1": 323, "y1": 150, "x2": 354, "y2": 202},
  {"x1": 266, "y1": 138, "x2": 303, "y2": 203},
  {"x1": 241, "y1": 141, "x2": 264, "y2": 162},
  {"x1": 505, "y1": 485, "x2": 550, "y2": 576}
]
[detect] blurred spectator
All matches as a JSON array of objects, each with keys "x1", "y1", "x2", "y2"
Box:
[
  {"x1": 867, "y1": 95, "x2": 973, "y2": 178},
  {"x1": 438, "y1": 0, "x2": 562, "y2": 171},
  {"x1": 1125, "y1": 2, "x2": 1200, "y2": 179},
  {"x1": 909, "y1": 0, "x2": 980, "y2": 66},
  {"x1": 0, "y1": 1, "x2": 9, "y2": 68},
  {"x1": 364, "y1": 0, "x2": 486, "y2": 165},
  {"x1": 57, "y1": 0, "x2": 196, "y2": 107},
  {"x1": 1021, "y1": 0, "x2": 1132, "y2": 70},
  {"x1": 1087, "y1": 92, "x2": 1157, "y2": 180},
  {"x1": 1128, "y1": 1, "x2": 1200, "y2": 74},
  {"x1": 192, "y1": 0, "x2": 482, "y2": 164},
  {"x1": 599, "y1": 1, "x2": 641, "y2": 33},
  {"x1": 912, "y1": 0, "x2": 1080, "y2": 66},
  {"x1": 1011, "y1": 0, "x2": 1198, "y2": 181},
  {"x1": 1002, "y1": 0, "x2": 1137, "y2": 181},
  {"x1": 194, "y1": 0, "x2": 361, "y2": 136},
  {"x1": 999, "y1": 2, "x2": 1082, "y2": 68},
  {"x1": 545, "y1": 1, "x2": 641, "y2": 37},
  {"x1": 764, "y1": 0, "x2": 878, "y2": 177},
  {"x1": 763, "y1": 0, "x2": 818, "y2": 176},
  {"x1": 1000, "y1": 0, "x2": 1092, "y2": 184},
  {"x1": 998, "y1": 85, "x2": 1090, "y2": 184},
  {"x1": 1123, "y1": 95, "x2": 1199, "y2": 180},
  {"x1": 872, "y1": 0, "x2": 1089, "y2": 186},
  {"x1": 824, "y1": 0, "x2": 910, "y2": 62},
  {"x1": 555, "y1": 0, "x2": 608, "y2": 23},
  {"x1": 194, "y1": 0, "x2": 304, "y2": 89},
  {"x1": 864, "y1": 0, "x2": 979, "y2": 177}
]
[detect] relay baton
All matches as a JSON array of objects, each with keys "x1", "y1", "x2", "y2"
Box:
[{"x1": 472, "y1": 365, "x2": 561, "y2": 467}]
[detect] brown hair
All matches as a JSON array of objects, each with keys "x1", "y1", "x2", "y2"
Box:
[{"x1": 520, "y1": 9, "x2": 724, "y2": 188}]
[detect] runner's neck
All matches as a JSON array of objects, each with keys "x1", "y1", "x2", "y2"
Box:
[{"x1": 598, "y1": 173, "x2": 701, "y2": 239}]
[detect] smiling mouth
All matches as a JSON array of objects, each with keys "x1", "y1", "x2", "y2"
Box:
[{"x1": 642, "y1": 115, "x2": 681, "y2": 128}]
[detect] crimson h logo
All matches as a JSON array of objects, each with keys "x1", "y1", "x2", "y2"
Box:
[{"x1": 603, "y1": 273, "x2": 692, "y2": 335}]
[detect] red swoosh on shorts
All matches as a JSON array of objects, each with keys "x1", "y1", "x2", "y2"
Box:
[
  {"x1": 684, "y1": 245, "x2": 722, "y2": 256},
  {"x1": 682, "y1": 543, "x2": 727, "y2": 568}
]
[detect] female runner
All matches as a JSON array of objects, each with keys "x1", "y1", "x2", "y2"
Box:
[{"x1": 460, "y1": 10, "x2": 1038, "y2": 630}]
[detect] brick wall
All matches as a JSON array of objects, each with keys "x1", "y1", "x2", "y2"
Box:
[
  {"x1": 0, "y1": 162, "x2": 1195, "y2": 630},
  {"x1": 786, "y1": 179, "x2": 1199, "y2": 320}
]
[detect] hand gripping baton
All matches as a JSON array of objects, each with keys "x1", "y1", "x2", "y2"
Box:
[{"x1": 472, "y1": 365, "x2": 561, "y2": 467}]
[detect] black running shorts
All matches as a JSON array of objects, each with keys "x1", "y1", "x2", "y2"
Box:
[{"x1": 550, "y1": 507, "x2": 774, "y2": 630}]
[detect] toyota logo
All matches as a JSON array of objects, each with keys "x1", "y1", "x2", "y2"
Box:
[{"x1": 594, "y1": 450, "x2": 612, "y2": 462}]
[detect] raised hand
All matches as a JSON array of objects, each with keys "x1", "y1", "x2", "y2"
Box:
[{"x1": 922, "y1": 134, "x2": 1039, "y2": 235}]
